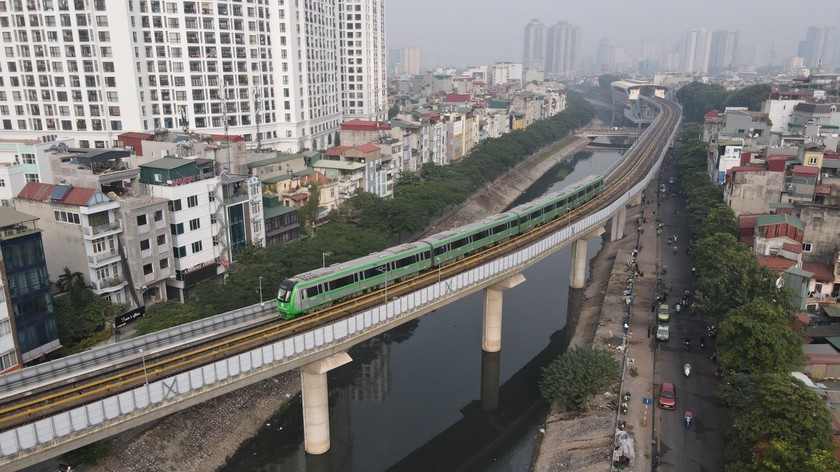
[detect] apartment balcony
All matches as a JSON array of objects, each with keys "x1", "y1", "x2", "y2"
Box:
[
  {"x1": 92, "y1": 276, "x2": 126, "y2": 294},
  {"x1": 158, "y1": 243, "x2": 170, "y2": 253},
  {"x1": 223, "y1": 193, "x2": 249, "y2": 206},
  {"x1": 154, "y1": 219, "x2": 166, "y2": 230},
  {"x1": 138, "y1": 223, "x2": 150, "y2": 235},
  {"x1": 144, "y1": 272, "x2": 156, "y2": 283},
  {"x1": 82, "y1": 221, "x2": 122, "y2": 239},
  {"x1": 87, "y1": 249, "x2": 120, "y2": 266},
  {"x1": 141, "y1": 248, "x2": 152, "y2": 259}
]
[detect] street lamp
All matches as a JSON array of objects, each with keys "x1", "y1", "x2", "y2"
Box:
[
  {"x1": 259, "y1": 276, "x2": 264, "y2": 307},
  {"x1": 376, "y1": 265, "x2": 388, "y2": 301},
  {"x1": 139, "y1": 348, "x2": 149, "y2": 385},
  {"x1": 322, "y1": 251, "x2": 332, "y2": 268}
]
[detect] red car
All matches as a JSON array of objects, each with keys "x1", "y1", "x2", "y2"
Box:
[{"x1": 658, "y1": 381, "x2": 676, "y2": 409}]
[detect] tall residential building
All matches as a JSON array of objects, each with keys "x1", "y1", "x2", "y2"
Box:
[
  {"x1": 545, "y1": 22, "x2": 581, "y2": 77},
  {"x1": 401, "y1": 47, "x2": 420, "y2": 75},
  {"x1": 388, "y1": 48, "x2": 402, "y2": 74},
  {"x1": 0, "y1": 0, "x2": 386, "y2": 154},
  {"x1": 522, "y1": 19, "x2": 546, "y2": 71},
  {"x1": 640, "y1": 38, "x2": 657, "y2": 61},
  {"x1": 679, "y1": 28, "x2": 712, "y2": 74},
  {"x1": 339, "y1": 0, "x2": 387, "y2": 123},
  {"x1": 708, "y1": 30, "x2": 739, "y2": 75},
  {"x1": 0, "y1": 208, "x2": 61, "y2": 367}
]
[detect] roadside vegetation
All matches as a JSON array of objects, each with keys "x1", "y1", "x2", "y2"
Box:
[
  {"x1": 674, "y1": 124, "x2": 839, "y2": 472},
  {"x1": 538, "y1": 347, "x2": 619, "y2": 412}
]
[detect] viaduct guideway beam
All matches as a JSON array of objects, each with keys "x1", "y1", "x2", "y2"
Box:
[
  {"x1": 571, "y1": 228, "x2": 606, "y2": 289},
  {"x1": 300, "y1": 352, "x2": 353, "y2": 455},
  {"x1": 482, "y1": 273, "x2": 526, "y2": 353}
]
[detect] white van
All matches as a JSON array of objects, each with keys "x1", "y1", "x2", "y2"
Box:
[{"x1": 656, "y1": 325, "x2": 670, "y2": 341}]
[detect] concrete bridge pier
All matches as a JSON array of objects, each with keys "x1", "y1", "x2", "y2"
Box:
[
  {"x1": 301, "y1": 352, "x2": 353, "y2": 455},
  {"x1": 610, "y1": 205, "x2": 627, "y2": 242},
  {"x1": 482, "y1": 274, "x2": 526, "y2": 352},
  {"x1": 480, "y1": 350, "x2": 501, "y2": 411},
  {"x1": 571, "y1": 228, "x2": 606, "y2": 288}
]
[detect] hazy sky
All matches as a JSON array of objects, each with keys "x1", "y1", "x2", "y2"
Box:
[{"x1": 387, "y1": 0, "x2": 840, "y2": 69}]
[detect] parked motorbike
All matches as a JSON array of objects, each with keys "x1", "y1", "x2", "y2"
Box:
[
  {"x1": 684, "y1": 411, "x2": 693, "y2": 428},
  {"x1": 684, "y1": 363, "x2": 691, "y2": 377},
  {"x1": 621, "y1": 401, "x2": 628, "y2": 414}
]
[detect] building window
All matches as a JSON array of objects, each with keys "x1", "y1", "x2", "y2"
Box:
[
  {"x1": 140, "y1": 239, "x2": 150, "y2": 251},
  {"x1": 189, "y1": 218, "x2": 200, "y2": 230},
  {"x1": 25, "y1": 173, "x2": 39, "y2": 182},
  {"x1": 0, "y1": 350, "x2": 17, "y2": 372},
  {"x1": 157, "y1": 234, "x2": 166, "y2": 245},
  {"x1": 187, "y1": 195, "x2": 199, "y2": 207},
  {"x1": 154, "y1": 210, "x2": 163, "y2": 221},
  {"x1": 809, "y1": 157, "x2": 818, "y2": 165},
  {"x1": 170, "y1": 223, "x2": 184, "y2": 235},
  {"x1": 803, "y1": 243, "x2": 813, "y2": 252},
  {"x1": 136, "y1": 214, "x2": 147, "y2": 226},
  {"x1": 21, "y1": 153, "x2": 35, "y2": 164},
  {"x1": 191, "y1": 241, "x2": 203, "y2": 253},
  {"x1": 174, "y1": 246, "x2": 186, "y2": 258},
  {"x1": 0, "y1": 179, "x2": 5, "y2": 188},
  {"x1": 212, "y1": 235, "x2": 219, "y2": 246},
  {"x1": 143, "y1": 263, "x2": 153, "y2": 275},
  {"x1": 168, "y1": 199, "x2": 182, "y2": 212},
  {"x1": 95, "y1": 266, "x2": 111, "y2": 280},
  {"x1": 208, "y1": 191, "x2": 215, "y2": 202},
  {"x1": 54, "y1": 210, "x2": 80, "y2": 224},
  {"x1": 160, "y1": 258, "x2": 169, "y2": 269},
  {"x1": 210, "y1": 214, "x2": 217, "y2": 224}
]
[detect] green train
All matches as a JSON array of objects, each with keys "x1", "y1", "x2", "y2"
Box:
[{"x1": 276, "y1": 175, "x2": 605, "y2": 319}]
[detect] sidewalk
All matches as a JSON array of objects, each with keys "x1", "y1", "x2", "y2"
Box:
[{"x1": 589, "y1": 177, "x2": 664, "y2": 471}]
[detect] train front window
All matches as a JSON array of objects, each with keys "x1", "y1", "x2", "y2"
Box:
[{"x1": 277, "y1": 280, "x2": 295, "y2": 302}]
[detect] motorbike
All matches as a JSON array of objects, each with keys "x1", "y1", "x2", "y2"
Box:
[
  {"x1": 684, "y1": 363, "x2": 691, "y2": 377},
  {"x1": 684, "y1": 338, "x2": 691, "y2": 352},
  {"x1": 684, "y1": 411, "x2": 693, "y2": 428},
  {"x1": 700, "y1": 336, "x2": 706, "y2": 349},
  {"x1": 661, "y1": 264, "x2": 668, "y2": 275},
  {"x1": 667, "y1": 236, "x2": 673, "y2": 245},
  {"x1": 673, "y1": 246, "x2": 678, "y2": 254},
  {"x1": 691, "y1": 267, "x2": 697, "y2": 276},
  {"x1": 621, "y1": 401, "x2": 628, "y2": 414},
  {"x1": 623, "y1": 391, "x2": 631, "y2": 402},
  {"x1": 675, "y1": 303, "x2": 681, "y2": 313}
]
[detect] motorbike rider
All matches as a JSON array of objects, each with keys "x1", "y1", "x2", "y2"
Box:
[
  {"x1": 684, "y1": 362, "x2": 691, "y2": 376},
  {"x1": 684, "y1": 410, "x2": 693, "y2": 427},
  {"x1": 684, "y1": 337, "x2": 691, "y2": 351},
  {"x1": 700, "y1": 335, "x2": 706, "y2": 349},
  {"x1": 673, "y1": 246, "x2": 678, "y2": 254}
]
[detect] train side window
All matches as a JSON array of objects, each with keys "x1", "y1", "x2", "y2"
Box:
[
  {"x1": 475, "y1": 229, "x2": 490, "y2": 240},
  {"x1": 332, "y1": 274, "x2": 355, "y2": 289},
  {"x1": 300, "y1": 288, "x2": 308, "y2": 299},
  {"x1": 395, "y1": 255, "x2": 415, "y2": 269},
  {"x1": 434, "y1": 246, "x2": 447, "y2": 256},
  {"x1": 451, "y1": 237, "x2": 469, "y2": 249},
  {"x1": 491, "y1": 224, "x2": 506, "y2": 234}
]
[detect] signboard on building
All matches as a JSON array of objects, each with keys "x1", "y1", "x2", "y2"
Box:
[{"x1": 115, "y1": 306, "x2": 146, "y2": 328}]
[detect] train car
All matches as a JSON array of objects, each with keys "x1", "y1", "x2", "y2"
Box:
[
  {"x1": 419, "y1": 212, "x2": 520, "y2": 266},
  {"x1": 276, "y1": 242, "x2": 432, "y2": 319},
  {"x1": 277, "y1": 175, "x2": 605, "y2": 319}
]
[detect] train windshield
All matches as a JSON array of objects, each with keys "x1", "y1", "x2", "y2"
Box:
[{"x1": 277, "y1": 280, "x2": 295, "y2": 302}]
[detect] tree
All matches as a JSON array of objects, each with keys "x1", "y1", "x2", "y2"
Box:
[
  {"x1": 697, "y1": 204, "x2": 738, "y2": 240},
  {"x1": 722, "y1": 84, "x2": 772, "y2": 112},
  {"x1": 717, "y1": 300, "x2": 804, "y2": 374},
  {"x1": 727, "y1": 440, "x2": 840, "y2": 472},
  {"x1": 725, "y1": 374, "x2": 835, "y2": 467},
  {"x1": 692, "y1": 233, "x2": 791, "y2": 318},
  {"x1": 676, "y1": 82, "x2": 727, "y2": 122},
  {"x1": 539, "y1": 347, "x2": 619, "y2": 411},
  {"x1": 135, "y1": 301, "x2": 207, "y2": 335},
  {"x1": 387, "y1": 103, "x2": 400, "y2": 119},
  {"x1": 54, "y1": 267, "x2": 106, "y2": 346}
]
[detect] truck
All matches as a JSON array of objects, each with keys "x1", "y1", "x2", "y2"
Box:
[{"x1": 656, "y1": 324, "x2": 670, "y2": 341}]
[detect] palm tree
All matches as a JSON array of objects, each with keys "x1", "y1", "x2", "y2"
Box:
[{"x1": 55, "y1": 267, "x2": 93, "y2": 306}]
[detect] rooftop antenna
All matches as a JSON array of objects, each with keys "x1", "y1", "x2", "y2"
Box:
[{"x1": 179, "y1": 106, "x2": 190, "y2": 134}]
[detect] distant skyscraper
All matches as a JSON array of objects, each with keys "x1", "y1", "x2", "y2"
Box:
[
  {"x1": 708, "y1": 31, "x2": 739, "y2": 75},
  {"x1": 340, "y1": 0, "x2": 388, "y2": 122},
  {"x1": 797, "y1": 26, "x2": 835, "y2": 69},
  {"x1": 545, "y1": 22, "x2": 582, "y2": 77},
  {"x1": 522, "y1": 19, "x2": 546, "y2": 71},
  {"x1": 402, "y1": 48, "x2": 421, "y2": 75},
  {"x1": 389, "y1": 48, "x2": 403, "y2": 74},
  {"x1": 679, "y1": 28, "x2": 712, "y2": 74},
  {"x1": 639, "y1": 38, "x2": 658, "y2": 61}
]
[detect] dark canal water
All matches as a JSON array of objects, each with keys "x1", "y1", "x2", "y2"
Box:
[{"x1": 221, "y1": 149, "x2": 623, "y2": 472}]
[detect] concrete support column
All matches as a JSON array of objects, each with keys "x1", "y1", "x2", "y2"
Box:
[
  {"x1": 481, "y1": 350, "x2": 501, "y2": 411},
  {"x1": 300, "y1": 352, "x2": 352, "y2": 455},
  {"x1": 570, "y1": 238, "x2": 588, "y2": 289},
  {"x1": 610, "y1": 205, "x2": 627, "y2": 242},
  {"x1": 482, "y1": 274, "x2": 526, "y2": 352}
]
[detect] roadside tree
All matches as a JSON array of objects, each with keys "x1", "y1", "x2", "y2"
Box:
[
  {"x1": 717, "y1": 300, "x2": 804, "y2": 374},
  {"x1": 539, "y1": 347, "x2": 619, "y2": 411}
]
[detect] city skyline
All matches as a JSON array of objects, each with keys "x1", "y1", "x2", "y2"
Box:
[{"x1": 387, "y1": 0, "x2": 840, "y2": 70}]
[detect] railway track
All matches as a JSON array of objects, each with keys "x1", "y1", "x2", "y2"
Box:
[{"x1": 0, "y1": 98, "x2": 680, "y2": 434}]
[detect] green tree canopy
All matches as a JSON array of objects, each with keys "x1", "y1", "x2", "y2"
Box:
[
  {"x1": 717, "y1": 299, "x2": 804, "y2": 374},
  {"x1": 726, "y1": 440, "x2": 840, "y2": 472},
  {"x1": 725, "y1": 374, "x2": 835, "y2": 467},
  {"x1": 722, "y1": 84, "x2": 772, "y2": 112},
  {"x1": 539, "y1": 347, "x2": 619, "y2": 411},
  {"x1": 696, "y1": 204, "x2": 738, "y2": 240},
  {"x1": 692, "y1": 233, "x2": 791, "y2": 318},
  {"x1": 676, "y1": 82, "x2": 728, "y2": 122}
]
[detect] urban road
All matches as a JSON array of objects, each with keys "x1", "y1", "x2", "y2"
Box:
[{"x1": 653, "y1": 158, "x2": 730, "y2": 471}]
